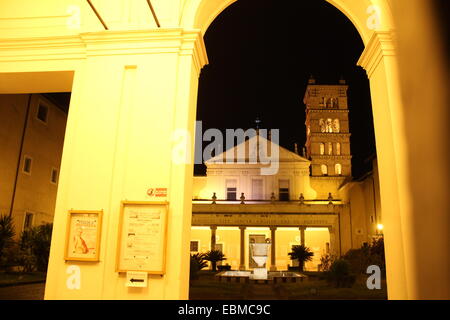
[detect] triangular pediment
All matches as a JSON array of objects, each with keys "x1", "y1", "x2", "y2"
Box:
[{"x1": 205, "y1": 134, "x2": 309, "y2": 164}]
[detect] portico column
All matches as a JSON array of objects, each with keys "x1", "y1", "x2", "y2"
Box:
[
  {"x1": 328, "y1": 226, "x2": 336, "y2": 256},
  {"x1": 239, "y1": 226, "x2": 246, "y2": 270},
  {"x1": 270, "y1": 227, "x2": 277, "y2": 271},
  {"x1": 43, "y1": 29, "x2": 208, "y2": 300},
  {"x1": 358, "y1": 31, "x2": 410, "y2": 299},
  {"x1": 299, "y1": 226, "x2": 306, "y2": 246},
  {"x1": 210, "y1": 225, "x2": 217, "y2": 251}
]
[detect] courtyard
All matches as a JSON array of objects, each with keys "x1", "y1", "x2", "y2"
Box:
[
  {"x1": 189, "y1": 271, "x2": 387, "y2": 300},
  {"x1": 0, "y1": 271, "x2": 386, "y2": 300}
]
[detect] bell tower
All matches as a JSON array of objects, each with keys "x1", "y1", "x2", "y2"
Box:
[{"x1": 304, "y1": 77, "x2": 352, "y2": 177}]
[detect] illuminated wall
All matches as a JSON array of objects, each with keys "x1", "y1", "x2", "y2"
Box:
[
  {"x1": 0, "y1": 94, "x2": 66, "y2": 237},
  {"x1": 340, "y1": 159, "x2": 383, "y2": 246}
]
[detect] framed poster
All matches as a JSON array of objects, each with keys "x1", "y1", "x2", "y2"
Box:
[
  {"x1": 116, "y1": 201, "x2": 168, "y2": 274},
  {"x1": 64, "y1": 210, "x2": 103, "y2": 262}
]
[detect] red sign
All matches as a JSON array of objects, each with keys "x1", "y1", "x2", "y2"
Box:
[{"x1": 147, "y1": 188, "x2": 167, "y2": 197}]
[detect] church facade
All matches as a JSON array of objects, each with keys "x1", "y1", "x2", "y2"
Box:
[{"x1": 190, "y1": 80, "x2": 382, "y2": 271}]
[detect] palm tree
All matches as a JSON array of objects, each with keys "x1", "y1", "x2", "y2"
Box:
[
  {"x1": 203, "y1": 250, "x2": 226, "y2": 271},
  {"x1": 190, "y1": 253, "x2": 208, "y2": 280},
  {"x1": 191, "y1": 253, "x2": 208, "y2": 270},
  {"x1": 0, "y1": 215, "x2": 15, "y2": 260},
  {"x1": 288, "y1": 245, "x2": 314, "y2": 272}
]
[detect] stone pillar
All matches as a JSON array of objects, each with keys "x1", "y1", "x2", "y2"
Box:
[
  {"x1": 239, "y1": 226, "x2": 246, "y2": 270},
  {"x1": 358, "y1": 31, "x2": 410, "y2": 299},
  {"x1": 299, "y1": 226, "x2": 306, "y2": 246},
  {"x1": 328, "y1": 226, "x2": 336, "y2": 256},
  {"x1": 270, "y1": 227, "x2": 277, "y2": 271},
  {"x1": 42, "y1": 29, "x2": 208, "y2": 300},
  {"x1": 389, "y1": 0, "x2": 450, "y2": 299},
  {"x1": 210, "y1": 225, "x2": 217, "y2": 251}
]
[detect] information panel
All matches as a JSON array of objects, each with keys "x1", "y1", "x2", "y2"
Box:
[
  {"x1": 65, "y1": 210, "x2": 103, "y2": 262},
  {"x1": 116, "y1": 201, "x2": 168, "y2": 274}
]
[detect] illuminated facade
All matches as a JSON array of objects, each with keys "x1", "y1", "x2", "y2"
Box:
[{"x1": 190, "y1": 81, "x2": 381, "y2": 271}]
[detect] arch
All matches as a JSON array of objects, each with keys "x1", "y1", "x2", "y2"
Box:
[
  {"x1": 333, "y1": 119, "x2": 340, "y2": 133},
  {"x1": 335, "y1": 163, "x2": 342, "y2": 175},
  {"x1": 321, "y1": 164, "x2": 328, "y2": 176},
  {"x1": 335, "y1": 142, "x2": 341, "y2": 155},
  {"x1": 181, "y1": 0, "x2": 238, "y2": 35},
  {"x1": 319, "y1": 143, "x2": 325, "y2": 155},
  {"x1": 332, "y1": 97, "x2": 339, "y2": 108},
  {"x1": 319, "y1": 119, "x2": 326, "y2": 133},
  {"x1": 181, "y1": 0, "x2": 395, "y2": 43},
  {"x1": 326, "y1": 118, "x2": 333, "y2": 133},
  {"x1": 178, "y1": 0, "x2": 431, "y2": 301},
  {"x1": 327, "y1": 142, "x2": 333, "y2": 155}
]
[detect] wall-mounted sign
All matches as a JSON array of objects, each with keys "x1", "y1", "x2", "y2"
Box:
[
  {"x1": 126, "y1": 271, "x2": 148, "y2": 288},
  {"x1": 147, "y1": 188, "x2": 167, "y2": 197},
  {"x1": 64, "y1": 210, "x2": 103, "y2": 262},
  {"x1": 116, "y1": 201, "x2": 168, "y2": 274}
]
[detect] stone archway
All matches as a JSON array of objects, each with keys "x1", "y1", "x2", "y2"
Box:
[{"x1": 181, "y1": 0, "x2": 410, "y2": 300}]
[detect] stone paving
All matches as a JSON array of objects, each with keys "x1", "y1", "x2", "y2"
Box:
[
  {"x1": 0, "y1": 282, "x2": 282, "y2": 300},
  {"x1": 0, "y1": 283, "x2": 45, "y2": 300}
]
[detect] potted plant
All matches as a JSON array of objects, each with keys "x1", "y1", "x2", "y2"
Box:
[
  {"x1": 203, "y1": 250, "x2": 226, "y2": 272},
  {"x1": 288, "y1": 245, "x2": 314, "y2": 272}
]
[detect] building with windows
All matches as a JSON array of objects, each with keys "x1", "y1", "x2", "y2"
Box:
[
  {"x1": 190, "y1": 80, "x2": 381, "y2": 271},
  {"x1": 0, "y1": 94, "x2": 67, "y2": 238}
]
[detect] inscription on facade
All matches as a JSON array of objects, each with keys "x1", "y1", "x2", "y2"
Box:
[{"x1": 192, "y1": 213, "x2": 336, "y2": 227}]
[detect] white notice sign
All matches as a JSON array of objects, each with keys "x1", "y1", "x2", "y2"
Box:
[
  {"x1": 126, "y1": 271, "x2": 148, "y2": 287},
  {"x1": 117, "y1": 201, "x2": 168, "y2": 274}
]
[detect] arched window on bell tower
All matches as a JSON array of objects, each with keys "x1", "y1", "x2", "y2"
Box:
[
  {"x1": 335, "y1": 142, "x2": 341, "y2": 155},
  {"x1": 333, "y1": 119, "x2": 340, "y2": 133},
  {"x1": 332, "y1": 97, "x2": 339, "y2": 108},
  {"x1": 321, "y1": 164, "x2": 328, "y2": 176},
  {"x1": 319, "y1": 143, "x2": 325, "y2": 155},
  {"x1": 319, "y1": 119, "x2": 326, "y2": 133},
  {"x1": 327, "y1": 142, "x2": 333, "y2": 155},
  {"x1": 326, "y1": 119, "x2": 333, "y2": 133},
  {"x1": 335, "y1": 163, "x2": 342, "y2": 175}
]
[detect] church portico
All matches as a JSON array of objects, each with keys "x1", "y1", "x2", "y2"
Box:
[{"x1": 191, "y1": 202, "x2": 341, "y2": 271}]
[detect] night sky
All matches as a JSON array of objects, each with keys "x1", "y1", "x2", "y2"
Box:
[{"x1": 194, "y1": 0, "x2": 376, "y2": 178}]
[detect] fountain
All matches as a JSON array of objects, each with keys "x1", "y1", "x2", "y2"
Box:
[
  {"x1": 216, "y1": 237, "x2": 306, "y2": 283},
  {"x1": 250, "y1": 240, "x2": 271, "y2": 280}
]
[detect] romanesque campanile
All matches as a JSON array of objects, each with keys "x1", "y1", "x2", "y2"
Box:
[{"x1": 304, "y1": 77, "x2": 352, "y2": 178}]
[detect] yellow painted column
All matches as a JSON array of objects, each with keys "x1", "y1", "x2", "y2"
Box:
[
  {"x1": 210, "y1": 225, "x2": 217, "y2": 251},
  {"x1": 358, "y1": 30, "x2": 410, "y2": 300},
  {"x1": 299, "y1": 226, "x2": 305, "y2": 246},
  {"x1": 327, "y1": 226, "x2": 337, "y2": 257},
  {"x1": 44, "y1": 28, "x2": 207, "y2": 300},
  {"x1": 270, "y1": 227, "x2": 277, "y2": 271},
  {"x1": 388, "y1": 0, "x2": 450, "y2": 300},
  {"x1": 239, "y1": 226, "x2": 246, "y2": 270}
]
